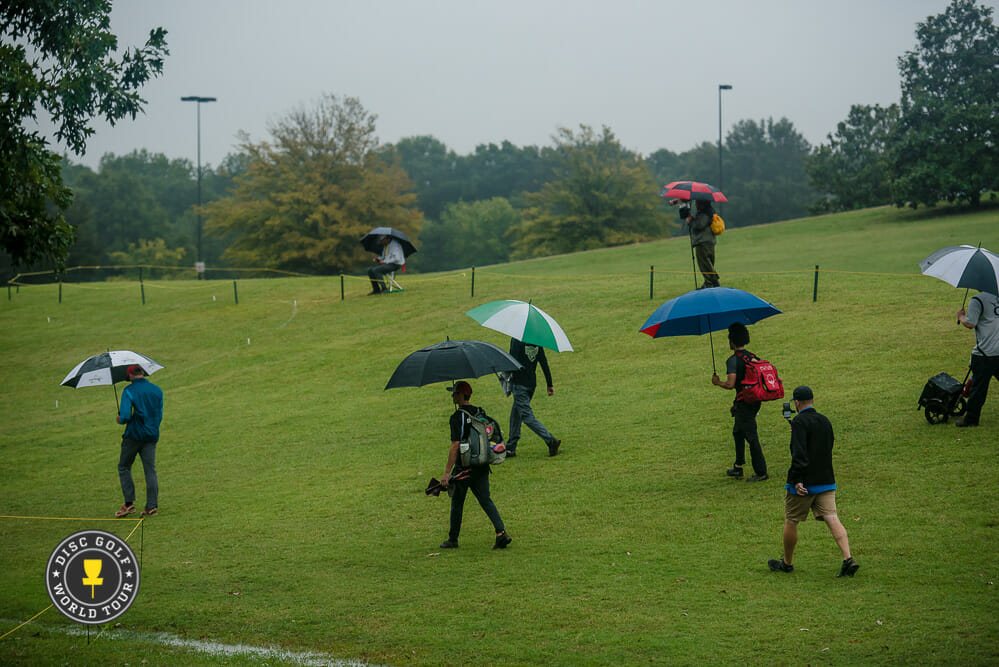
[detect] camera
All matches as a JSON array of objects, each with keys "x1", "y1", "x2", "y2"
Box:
[
  {"x1": 782, "y1": 402, "x2": 796, "y2": 422},
  {"x1": 678, "y1": 205, "x2": 690, "y2": 220}
]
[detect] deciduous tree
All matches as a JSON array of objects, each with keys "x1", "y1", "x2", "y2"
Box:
[
  {"x1": 890, "y1": 0, "x2": 999, "y2": 207},
  {"x1": 806, "y1": 104, "x2": 899, "y2": 213},
  {"x1": 0, "y1": 0, "x2": 167, "y2": 269},
  {"x1": 512, "y1": 125, "x2": 673, "y2": 259},
  {"x1": 415, "y1": 198, "x2": 520, "y2": 272},
  {"x1": 203, "y1": 95, "x2": 422, "y2": 274}
]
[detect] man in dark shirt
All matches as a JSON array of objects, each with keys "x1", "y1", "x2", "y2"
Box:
[
  {"x1": 711, "y1": 322, "x2": 768, "y2": 481},
  {"x1": 507, "y1": 338, "x2": 561, "y2": 457},
  {"x1": 439, "y1": 381, "x2": 511, "y2": 550},
  {"x1": 768, "y1": 386, "x2": 859, "y2": 577}
]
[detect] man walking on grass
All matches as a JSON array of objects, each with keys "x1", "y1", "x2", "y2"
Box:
[
  {"x1": 955, "y1": 291, "x2": 999, "y2": 427},
  {"x1": 768, "y1": 386, "x2": 859, "y2": 578},
  {"x1": 507, "y1": 337, "x2": 561, "y2": 457},
  {"x1": 115, "y1": 364, "x2": 163, "y2": 518}
]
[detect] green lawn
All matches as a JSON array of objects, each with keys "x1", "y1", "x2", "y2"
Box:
[{"x1": 1, "y1": 204, "x2": 998, "y2": 665}]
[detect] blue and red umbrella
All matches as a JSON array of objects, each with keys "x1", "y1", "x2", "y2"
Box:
[{"x1": 640, "y1": 287, "x2": 781, "y2": 372}]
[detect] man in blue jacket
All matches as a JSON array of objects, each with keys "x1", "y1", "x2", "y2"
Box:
[{"x1": 115, "y1": 364, "x2": 164, "y2": 517}]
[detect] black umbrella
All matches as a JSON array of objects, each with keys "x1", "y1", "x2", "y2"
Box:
[
  {"x1": 360, "y1": 227, "x2": 417, "y2": 257},
  {"x1": 385, "y1": 339, "x2": 522, "y2": 390}
]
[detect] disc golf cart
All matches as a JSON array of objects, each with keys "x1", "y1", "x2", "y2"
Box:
[{"x1": 917, "y1": 371, "x2": 970, "y2": 424}]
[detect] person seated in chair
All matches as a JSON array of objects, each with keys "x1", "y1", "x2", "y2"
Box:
[{"x1": 367, "y1": 235, "x2": 405, "y2": 295}]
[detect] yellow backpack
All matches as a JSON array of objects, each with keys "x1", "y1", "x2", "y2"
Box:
[{"x1": 711, "y1": 214, "x2": 725, "y2": 235}]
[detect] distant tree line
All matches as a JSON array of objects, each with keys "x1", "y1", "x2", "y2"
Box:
[{"x1": 3, "y1": 0, "x2": 996, "y2": 279}]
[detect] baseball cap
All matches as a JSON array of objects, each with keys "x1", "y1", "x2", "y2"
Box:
[
  {"x1": 448, "y1": 381, "x2": 472, "y2": 396},
  {"x1": 126, "y1": 364, "x2": 144, "y2": 376},
  {"x1": 792, "y1": 385, "x2": 813, "y2": 401}
]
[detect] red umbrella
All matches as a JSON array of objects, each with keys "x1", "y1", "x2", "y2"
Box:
[{"x1": 660, "y1": 180, "x2": 728, "y2": 203}]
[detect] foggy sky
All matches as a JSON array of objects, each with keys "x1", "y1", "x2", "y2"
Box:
[{"x1": 40, "y1": 0, "x2": 996, "y2": 171}]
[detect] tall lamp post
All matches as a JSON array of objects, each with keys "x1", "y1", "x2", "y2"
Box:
[
  {"x1": 181, "y1": 95, "x2": 216, "y2": 278},
  {"x1": 718, "y1": 84, "x2": 732, "y2": 197}
]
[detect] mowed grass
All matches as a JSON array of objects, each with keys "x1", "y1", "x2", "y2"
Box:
[{"x1": 1, "y1": 204, "x2": 998, "y2": 665}]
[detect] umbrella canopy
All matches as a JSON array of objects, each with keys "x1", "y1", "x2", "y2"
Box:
[
  {"x1": 641, "y1": 287, "x2": 781, "y2": 338},
  {"x1": 360, "y1": 227, "x2": 417, "y2": 257},
  {"x1": 61, "y1": 350, "x2": 164, "y2": 388},
  {"x1": 660, "y1": 180, "x2": 728, "y2": 203},
  {"x1": 385, "y1": 339, "x2": 523, "y2": 390},
  {"x1": 919, "y1": 244, "x2": 999, "y2": 295},
  {"x1": 640, "y1": 288, "x2": 781, "y2": 372},
  {"x1": 465, "y1": 300, "x2": 573, "y2": 352}
]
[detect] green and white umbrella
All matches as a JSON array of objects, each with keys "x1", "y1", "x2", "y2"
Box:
[{"x1": 465, "y1": 300, "x2": 573, "y2": 352}]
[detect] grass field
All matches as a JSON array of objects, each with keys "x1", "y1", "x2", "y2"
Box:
[{"x1": 1, "y1": 204, "x2": 998, "y2": 665}]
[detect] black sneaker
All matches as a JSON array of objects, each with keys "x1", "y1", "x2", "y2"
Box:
[
  {"x1": 493, "y1": 531, "x2": 512, "y2": 549},
  {"x1": 726, "y1": 466, "x2": 744, "y2": 478},
  {"x1": 837, "y1": 557, "x2": 860, "y2": 578},
  {"x1": 746, "y1": 474, "x2": 769, "y2": 482},
  {"x1": 505, "y1": 449, "x2": 517, "y2": 458},
  {"x1": 547, "y1": 439, "x2": 561, "y2": 457},
  {"x1": 768, "y1": 558, "x2": 793, "y2": 573},
  {"x1": 439, "y1": 539, "x2": 458, "y2": 549}
]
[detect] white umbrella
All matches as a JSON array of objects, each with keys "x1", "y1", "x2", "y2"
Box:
[
  {"x1": 61, "y1": 350, "x2": 164, "y2": 409},
  {"x1": 466, "y1": 300, "x2": 573, "y2": 352},
  {"x1": 920, "y1": 244, "x2": 999, "y2": 295}
]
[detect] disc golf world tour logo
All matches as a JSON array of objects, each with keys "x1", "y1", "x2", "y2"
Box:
[{"x1": 45, "y1": 530, "x2": 140, "y2": 624}]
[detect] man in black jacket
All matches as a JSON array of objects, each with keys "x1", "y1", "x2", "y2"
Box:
[
  {"x1": 507, "y1": 338, "x2": 561, "y2": 457},
  {"x1": 768, "y1": 386, "x2": 859, "y2": 577}
]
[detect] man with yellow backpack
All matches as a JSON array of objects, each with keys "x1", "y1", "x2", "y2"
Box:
[{"x1": 684, "y1": 199, "x2": 723, "y2": 288}]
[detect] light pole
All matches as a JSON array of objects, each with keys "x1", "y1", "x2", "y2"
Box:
[
  {"x1": 181, "y1": 95, "x2": 216, "y2": 277},
  {"x1": 718, "y1": 84, "x2": 732, "y2": 195}
]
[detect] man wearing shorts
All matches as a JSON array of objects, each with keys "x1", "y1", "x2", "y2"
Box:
[{"x1": 768, "y1": 386, "x2": 859, "y2": 577}]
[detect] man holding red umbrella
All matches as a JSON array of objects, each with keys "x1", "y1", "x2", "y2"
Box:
[
  {"x1": 662, "y1": 181, "x2": 726, "y2": 289},
  {"x1": 685, "y1": 199, "x2": 720, "y2": 289}
]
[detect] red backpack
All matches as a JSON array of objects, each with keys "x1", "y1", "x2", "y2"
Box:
[{"x1": 736, "y1": 350, "x2": 784, "y2": 403}]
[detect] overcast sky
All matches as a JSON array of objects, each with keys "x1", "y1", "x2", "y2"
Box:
[{"x1": 46, "y1": 0, "x2": 998, "y2": 170}]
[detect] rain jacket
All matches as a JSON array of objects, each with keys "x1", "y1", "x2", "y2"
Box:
[
  {"x1": 119, "y1": 378, "x2": 164, "y2": 442},
  {"x1": 688, "y1": 211, "x2": 717, "y2": 247}
]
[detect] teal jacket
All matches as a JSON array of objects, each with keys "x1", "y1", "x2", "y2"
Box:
[{"x1": 119, "y1": 378, "x2": 163, "y2": 442}]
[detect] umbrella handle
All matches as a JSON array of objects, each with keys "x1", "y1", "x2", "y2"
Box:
[
  {"x1": 709, "y1": 329, "x2": 717, "y2": 375},
  {"x1": 688, "y1": 224, "x2": 699, "y2": 290},
  {"x1": 113, "y1": 383, "x2": 120, "y2": 414}
]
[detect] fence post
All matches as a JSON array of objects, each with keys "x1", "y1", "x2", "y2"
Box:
[
  {"x1": 813, "y1": 265, "x2": 819, "y2": 302},
  {"x1": 233, "y1": 280, "x2": 239, "y2": 305},
  {"x1": 650, "y1": 265, "x2": 654, "y2": 300},
  {"x1": 340, "y1": 274, "x2": 345, "y2": 301},
  {"x1": 140, "y1": 269, "x2": 145, "y2": 305},
  {"x1": 471, "y1": 267, "x2": 475, "y2": 298},
  {"x1": 58, "y1": 280, "x2": 62, "y2": 304}
]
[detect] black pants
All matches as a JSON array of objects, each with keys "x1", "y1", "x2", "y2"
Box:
[
  {"x1": 367, "y1": 262, "x2": 401, "y2": 292},
  {"x1": 449, "y1": 466, "x2": 504, "y2": 541},
  {"x1": 732, "y1": 401, "x2": 766, "y2": 475},
  {"x1": 965, "y1": 354, "x2": 999, "y2": 424}
]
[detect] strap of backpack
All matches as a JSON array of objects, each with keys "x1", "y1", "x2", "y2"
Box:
[{"x1": 456, "y1": 408, "x2": 473, "y2": 442}]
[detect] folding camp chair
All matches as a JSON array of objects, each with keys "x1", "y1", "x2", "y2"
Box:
[{"x1": 385, "y1": 264, "x2": 405, "y2": 292}]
